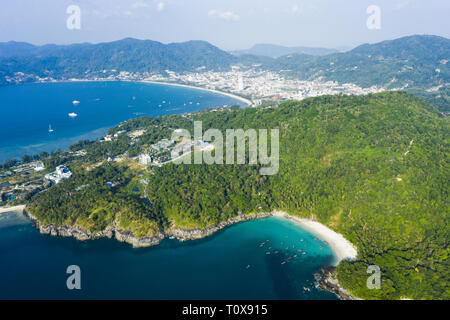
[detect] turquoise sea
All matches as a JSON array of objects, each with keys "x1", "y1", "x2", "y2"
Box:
[{"x1": 0, "y1": 82, "x2": 338, "y2": 299}]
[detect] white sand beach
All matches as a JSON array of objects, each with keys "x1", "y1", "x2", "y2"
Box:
[
  {"x1": 59, "y1": 78, "x2": 252, "y2": 106},
  {"x1": 140, "y1": 80, "x2": 252, "y2": 106},
  {"x1": 0, "y1": 205, "x2": 26, "y2": 214},
  {"x1": 272, "y1": 211, "x2": 357, "y2": 265}
]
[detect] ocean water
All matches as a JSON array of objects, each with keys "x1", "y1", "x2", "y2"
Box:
[
  {"x1": 0, "y1": 212, "x2": 337, "y2": 300},
  {"x1": 0, "y1": 81, "x2": 244, "y2": 162}
]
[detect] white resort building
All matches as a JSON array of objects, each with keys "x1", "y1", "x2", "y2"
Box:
[
  {"x1": 138, "y1": 153, "x2": 152, "y2": 165},
  {"x1": 44, "y1": 165, "x2": 72, "y2": 184}
]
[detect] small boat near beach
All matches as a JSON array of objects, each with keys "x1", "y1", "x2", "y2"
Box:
[
  {"x1": 68, "y1": 112, "x2": 78, "y2": 118},
  {"x1": 48, "y1": 124, "x2": 54, "y2": 133},
  {"x1": 72, "y1": 100, "x2": 80, "y2": 105}
]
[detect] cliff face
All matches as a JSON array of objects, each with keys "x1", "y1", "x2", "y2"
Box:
[
  {"x1": 316, "y1": 267, "x2": 358, "y2": 300},
  {"x1": 166, "y1": 212, "x2": 272, "y2": 240},
  {"x1": 24, "y1": 209, "x2": 272, "y2": 248},
  {"x1": 24, "y1": 209, "x2": 164, "y2": 248}
]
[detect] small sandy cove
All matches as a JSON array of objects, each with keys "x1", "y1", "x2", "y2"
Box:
[{"x1": 272, "y1": 211, "x2": 357, "y2": 265}]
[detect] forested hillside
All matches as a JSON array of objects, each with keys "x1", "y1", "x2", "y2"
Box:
[
  {"x1": 27, "y1": 92, "x2": 449, "y2": 299},
  {"x1": 0, "y1": 38, "x2": 239, "y2": 81},
  {"x1": 269, "y1": 35, "x2": 450, "y2": 89}
]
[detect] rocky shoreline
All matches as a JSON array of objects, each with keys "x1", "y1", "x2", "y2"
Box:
[
  {"x1": 166, "y1": 212, "x2": 272, "y2": 241},
  {"x1": 23, "y1": 209, "x2": 272, "y2": 248},
  {"x1": 316, "y1": 267, "x2": 358, "y2": 300},
  {"x1": 23, "y1": 209, "x2": 165, "y2": 248}
]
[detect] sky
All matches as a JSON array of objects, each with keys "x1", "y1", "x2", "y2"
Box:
[{"x1": 0, "y1": 0, "x2": 448, "y2": 50}]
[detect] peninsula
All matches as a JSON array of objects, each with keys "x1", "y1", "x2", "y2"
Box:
[{"x1": 2, "y1": 91, "x2": 448, "y2": 300}]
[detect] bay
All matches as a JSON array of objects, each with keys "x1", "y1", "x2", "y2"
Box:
[
  {"x1": 0, "y1": 212, "x2": 337, "y2": 300},
  {"x1": 0, "y1": 81, "x2": 244, "y2": 162}
]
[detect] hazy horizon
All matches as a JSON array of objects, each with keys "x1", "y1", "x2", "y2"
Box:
[
  {"x1": 1, "y1": 0, "x2": 449, "y2": 51},
  {"x1": 2, "y1": 33, "x2": 448, "y2": 53}
]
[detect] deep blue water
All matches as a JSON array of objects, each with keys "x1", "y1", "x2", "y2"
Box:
[
  {"x1": 0, "y1": 81, "x2": 244, "y2": 162},
  {"x1": 0, "y1": 212, "x2": 337, "y2": 300}
]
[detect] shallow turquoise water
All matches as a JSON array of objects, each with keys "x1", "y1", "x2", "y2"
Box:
[
  {"x1": 0, "y1": 212, "x2": 337, "y2": 300},
  {"x1": 0, "y1": 81, "x2": 244, "y2": 162}
]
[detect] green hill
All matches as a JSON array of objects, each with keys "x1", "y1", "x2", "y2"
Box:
[
  {"x1": 0, "y1": 38, "x2": 238, "y2": 81},
  {"x1": 26, "y1": 92, "x2": 449, "y2": 299},
  {"x1": 270, "y1": 35, "x2": 450, "y2": 90}
]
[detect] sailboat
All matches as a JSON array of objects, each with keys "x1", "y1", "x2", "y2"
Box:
[{"x1": 48, "y1": 124, "x2": 54, "y2": 133}]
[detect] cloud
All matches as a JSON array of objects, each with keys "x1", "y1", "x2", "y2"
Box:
[
  {"x1": 156, "y1": 2, "x2": 165, "y2": 12},
  {"x1": 394, "y1": 0, "x2": 411, "y2": 11},
  {"x1": 208, "y1": 9, "x2": 240, "y2": 21},
  {"x1": 131, "y1": 2, "x2": 152, "y2": 10},
  {"x1": 291, "y1": 4, "x2": 304, "y2": 14},
  {"x1": 130, "y1": 1, "x2": 164, "y2": 12}
]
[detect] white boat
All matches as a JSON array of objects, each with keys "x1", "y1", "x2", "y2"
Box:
[
  {"x1": 48, "y1": 124, "x2": 54, "y2": 133},
  {"x1": 72, "y1": 100, "x2": 80, "y2": 105},
  {"x1": 68, "y1": 112, "x2": 78, "y2": 118}
]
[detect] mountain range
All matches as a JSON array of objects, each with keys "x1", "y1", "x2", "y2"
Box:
[
  {"x1": 268, "y1": 35, "x2": 449, "y2": 89},
  {"x1": 231, "y1": 43, "x2": 339, "y2": 58},
  {"x1": 0, "y1": 35, "x2": 448, "y2": 111}
]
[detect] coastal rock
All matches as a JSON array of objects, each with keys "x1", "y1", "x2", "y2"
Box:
[
  {"x1": 37, "y1": 224, "x2": 114, "y2": 241},
  {"x1": 114, "y1": 229, "x2": 164, "y2": 248},
  {"x1": 24, "y1": 209, "x2": 161, "y2": 247},
  {"x1": 317, "y1": 267, "x2": 358, "y2": 300},
  {"x1": 166, "y1": 212, "x2": 272, "y2": 241}
]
